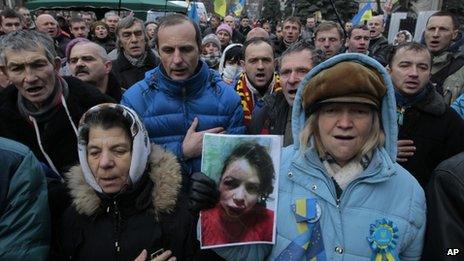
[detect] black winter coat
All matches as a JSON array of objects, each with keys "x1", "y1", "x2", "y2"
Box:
[
  {"x1": 368, "y1": 36, "x2": 391, "y2": 66},
  {"x1": 423, "y1": 152, "x2": 464, "y2": 261},
  {"x1": 58, "y1": 145, "x2": 198, "y2": 260},
  {"x1": 111, "y1": 50, "x2": 159, "y2": 90},
  {"x1": 0, "y1": 76, "x2": 114, "y2": 173},
  {"x1": 397, "y1": 87, "x2": 464, "y2": 187},
  {"x1": 249, "y1": 92, "x2": 292, "y2": 146}
]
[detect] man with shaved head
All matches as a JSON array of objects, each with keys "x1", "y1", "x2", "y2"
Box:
[
  {"x1": 246, "y1": 27, "x2": 269, "y2": 41},
  {"x1": 35, "y1": 14, "x2": 70, "y2": 58}
]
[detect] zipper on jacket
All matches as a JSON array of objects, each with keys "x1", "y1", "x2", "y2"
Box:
[
  {"x1": 182, "y1": 87, "x2": 187, "y2": 100},
  {"x1": 110, "y1": 200, "x2": 122, "y2": 261}
]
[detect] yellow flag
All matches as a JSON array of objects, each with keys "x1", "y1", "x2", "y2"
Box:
[
  {"x1": 360, "y1": 10, "x2": 373, "y2": 24},
  {"x1": 214, "y1": 0, "x2": 227, "y2": 17}
]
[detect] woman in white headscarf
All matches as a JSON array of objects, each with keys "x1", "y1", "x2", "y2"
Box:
[{"x1": 57, "y1": 103, "x2": 198, "y2": 260}]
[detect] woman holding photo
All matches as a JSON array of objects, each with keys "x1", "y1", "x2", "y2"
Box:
[{"x1": 193, "y1": 53, "x2": 426, "y2": 260}]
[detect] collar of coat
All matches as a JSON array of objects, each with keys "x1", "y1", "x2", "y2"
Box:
[
  {"x1": 116, "y1": 49, "x2": 157, "y2": 71},
  {"x1": 65, "y1": 144, "x2": 182, "y2": 221},
  {"x1": 153, "y1": 60, "x2": 219, "y2": 100}
]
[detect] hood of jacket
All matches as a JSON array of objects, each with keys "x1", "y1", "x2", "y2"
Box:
[
  {"x1": 65, "y1": 144, "x2": 182, "y2": 220},
  {"x1": 291, "y1": 53, "x2": 398, "y2": 161},
  {"x1": 144, "y1": 60, "x2": 213, "y2": 98},
  {"x1": 218, "y1": 43, "x2": 243, "y2": 75},
  {"x1": 448, "y1": 31, "x2": 464, "y2": 54},
  {"x1": 414, "y1": 83, "x2": 447, "y2": 116}
]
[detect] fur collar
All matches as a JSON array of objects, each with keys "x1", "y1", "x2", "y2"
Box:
[{"x1": 65, "y1": 144, "x2": 182, "y2": 220}]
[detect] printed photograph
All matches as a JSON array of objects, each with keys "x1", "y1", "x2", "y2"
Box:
[{"x1": 200, "y1": 133, "x2": 281, "y2": 249}]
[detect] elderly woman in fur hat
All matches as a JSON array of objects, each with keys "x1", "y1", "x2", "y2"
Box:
[
  {"x1": 57, "y1": 103, "x2": 197, "y2": 260},
  {"x1": 208, "y1": 53, "x2": 426, "y2": 260}
]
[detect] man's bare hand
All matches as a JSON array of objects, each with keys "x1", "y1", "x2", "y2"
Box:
[
  {"x1": 397, "y1": 139, "x2": 416, "y2": 162},
  {"x1": 182, "y1": 117, "x2": 224, "y2": 160}
]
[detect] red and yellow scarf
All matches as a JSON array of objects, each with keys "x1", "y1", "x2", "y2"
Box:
[{"x1": 235, "y1": 72, "x2": 281, "y2": 125}]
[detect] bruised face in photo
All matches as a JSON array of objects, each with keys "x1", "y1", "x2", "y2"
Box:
[{"x1": 218, "y1": 158, "x2": 260, "y2": 218}]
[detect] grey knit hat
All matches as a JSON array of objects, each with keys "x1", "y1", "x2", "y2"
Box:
[{"x1": 202, "y1": 33, "x2": 221, "y2": 49}]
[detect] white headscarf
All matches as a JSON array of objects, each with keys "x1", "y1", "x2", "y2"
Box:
[{"x1": 77, "y1": 103, "x2": 151, "y2": 193}]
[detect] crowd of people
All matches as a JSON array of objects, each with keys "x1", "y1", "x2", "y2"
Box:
[{"x1": 0, "y1": 4, "x2": 463, "y2": 261}]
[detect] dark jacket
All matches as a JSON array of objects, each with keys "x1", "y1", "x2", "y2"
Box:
[
  {"x1": 238, "y1": 25, "x2": 251, "y2": 37},
  {"x1": 248, "y1": 92, "x2": 292, "y2": 146},
  {"x1": 0, "y1": 138, "x2": 50, "y2": 260},
  {"x1": 203, "y1": 26, "x2": 217, "y2": 37},
  {"x1": 54, "y1": 33, "x2": 71, "y2": 59},
  {"x1": 368, "y1": 35, "x2": 391, "y2": 66},
  {"x1": 111, "y1": 50, "x2": 160, "y2": 90},
  {"x1": 397, "y1": 86, "x2": 464, "y2": 187},
  {"x1": 58, "y1": 145, "x2": 198, "y2": 260},
  {"x1": 0, "y1": 76, "x2": 114, "y2": 174},
  {"x1": 274, "y1": 39, "x2": 287, "y2": 57},
  {"x1": 232, "y1": 28, "x2": 245, "y2": 44},
  {"x1": 423, "y1": 152, "x2": 464, "y2": 261},
  {"x1": 93, "y1": 37, "x2": 117, "y2": 53},
  {"x1": 105, "y1": 72, "x2": 124, "y2": 102}
]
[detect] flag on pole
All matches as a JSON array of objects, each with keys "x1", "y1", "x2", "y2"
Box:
[
  {"x1": 214, "y1": 0, "x2": 227, "y2": 17},
  {"x1": 233, "y1": 0, "x2": 245, "y2": 16},
  {"x1": 188, "y1": 1, "x2": 199, "y2": 24},
  {"x1": 351, "y1": 3, "x2": 373, "y2": 25}
]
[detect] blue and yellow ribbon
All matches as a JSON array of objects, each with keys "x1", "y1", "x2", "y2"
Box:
[
  {"x1": 367, "y1": 218, "x2": 400, "y2": 261},
  {"x1": 277, "y1": 198, "x2": 326, "y2": 261}
]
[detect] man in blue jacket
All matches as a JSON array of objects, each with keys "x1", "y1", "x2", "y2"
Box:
[{"x1": 122, "y1": 14, "x2": 245, "y2": 175}]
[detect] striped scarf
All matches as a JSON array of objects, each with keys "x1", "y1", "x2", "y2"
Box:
[{"x1": 235, "y1": 72, "x2": 281, "y2": 124}]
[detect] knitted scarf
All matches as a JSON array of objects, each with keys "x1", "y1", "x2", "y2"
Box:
[
  {"x1": 235, "y1": 72, "x2": 281, "y2": 124},
  {"x1": 395, "y1": 84, "x2": 430, "y2": 125},
  {"x1": 124, "y1": 51, "x2": 147, "y2": 68},
  {"x1": 201, "y1": 51, "x2": 221, "y2": 68}
]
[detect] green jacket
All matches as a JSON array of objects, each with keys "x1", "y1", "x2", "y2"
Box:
[
  {"x1": 0, "y1": 138, "x2": 50, "y2": 260},
  {"x1": 431, "y1": 49, "x2": 464, "y2": 105}
]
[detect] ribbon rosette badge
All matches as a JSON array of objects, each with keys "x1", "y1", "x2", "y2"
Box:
[{"x1": 367, "y1": 218, "x2": 399, "y2": 261}]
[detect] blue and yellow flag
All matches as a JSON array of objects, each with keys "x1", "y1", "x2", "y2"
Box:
[
  {"x1": 352, "y1": 3, "x2": 373, "y2": 25},
  {"x1": 232, "y1": 0, "x2": 245, "y2": 16},
  {"x1": 214, "y1": 0, "x2": 227, "y2": 17}
]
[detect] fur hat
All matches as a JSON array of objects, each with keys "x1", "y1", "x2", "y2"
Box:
[
  {"x1": 302, "y1": 61, "x2": 386, "y2": 113},
  {"x1": 202, "y1": 34, "x2": 221, "y2": 49},
  {"x1": 91, "y1": 21, "x2": 109, "y2": 34},
  {"x1": 216, "y1": 23, "x2": 233, "y2": 37}
]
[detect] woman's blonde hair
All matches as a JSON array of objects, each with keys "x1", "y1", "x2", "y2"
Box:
[{"x1": 299, "y1": 108, "x2": 385, "y2": 160}]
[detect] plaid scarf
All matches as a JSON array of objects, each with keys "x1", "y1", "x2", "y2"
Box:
[{"x1": 235, "y1": 72, "x2": 281, "y2": 125}]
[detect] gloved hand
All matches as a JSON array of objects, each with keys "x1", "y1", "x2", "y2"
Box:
[{"x1": 188, "y1": 172, "x2": 219, "y2": 213}]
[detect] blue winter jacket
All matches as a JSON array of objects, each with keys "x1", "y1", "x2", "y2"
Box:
[
  {"x1": 122, "y1": 61, "x2": 246, "y2": 174},
  {"x1": 215, "y1": 54, "x2": 426, "y2": 260},
  {"x1": 451, "y1": 92, "x2": 464, "y2": 118}
]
